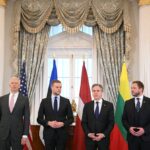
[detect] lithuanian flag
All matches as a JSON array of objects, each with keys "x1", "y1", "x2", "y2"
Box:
[{"x1": 110, "y1": 62, "x2": 131, "y2": 150}]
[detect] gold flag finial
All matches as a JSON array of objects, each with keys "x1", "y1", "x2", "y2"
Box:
[{"x1": 71, "y1": 99, "x2": 77, "y2": 112}]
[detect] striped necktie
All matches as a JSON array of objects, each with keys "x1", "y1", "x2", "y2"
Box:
[{"x1": 136, "y1": 98, "x2": 140, "y2": 112}]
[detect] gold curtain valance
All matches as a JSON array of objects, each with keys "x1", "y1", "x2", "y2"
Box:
[
  {"x1": 0, "y1": 0, "x2": 7, "y2": 6},
  {"x1": 14, "y1": 0, "x2": 131, "y2": 34}
]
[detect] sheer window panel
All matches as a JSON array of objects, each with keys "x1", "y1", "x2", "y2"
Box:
[
  {"x1": 49, "y1": 24, "x2": 64, "y2": 37},
  {"x1": 50, "y1": 24, "x2": 92, "y2": 37},
  {"x1": 48, "y1": 57, "x2": 92, "y2": 107},
  {"x1": 59, "y1": 77, "x2": 71, "y2": 99},
  {"x1": 80, "y1": 25, "x2": 92, "y2": 35},
  {"x1": 57, "y1": 59, "x2": 70, "y2": 78}
]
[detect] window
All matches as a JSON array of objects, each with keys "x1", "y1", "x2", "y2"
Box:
[
  {"x1": 48, "y1": 57, "x2": 92, "y2": 106},
  {"x1": 48, "y1": 24, "x2": 93, "y2": 108},
  {"x1": 49, "y1": 24, "x2": 92, "y2": 37}
]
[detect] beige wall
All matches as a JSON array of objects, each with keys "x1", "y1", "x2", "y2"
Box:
[
  {"x1": 128, "y1": 0, "x2": 139, "y2": 81},
  {"x1": 139, "y1": 5, "x2": 150, "y2": 96},
  {"x1": 0, "y1": 6, "x2": 5, "y2": 95},
  {"x1": 1, "y1": 0, "x2": 15, "y2": 95}
]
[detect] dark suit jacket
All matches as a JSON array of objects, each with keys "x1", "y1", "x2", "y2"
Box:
[
  {"x1": 0, "y1": 93, "x2": 30, "y2": 141},
  {"x1": 37, "y1": 96, "x2": 74, "y2": 140},
  {"x1": 122, "y1": 96, "x2": 150, "y2": 142},
  {"x1": 81, "y1": 100, "x2": 114, "y2": 139}
]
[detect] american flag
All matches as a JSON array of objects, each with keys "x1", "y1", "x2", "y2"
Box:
[{"x1": 20, "y1": 62, "x2": 33, "y2": 150}]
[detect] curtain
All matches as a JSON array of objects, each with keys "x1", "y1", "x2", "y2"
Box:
[
  {"x1": 18, "y1": 24, "x2": 50, "y2": 100},
  {"x1": 13, "y1": 0, "x2": 131, "y2": 34},
  {"x1": 12, "y1": 0, "x2": 132, "y2": 105},
  {"x1": 93, "y1": 25, "x2": 124, "y2": 106}
]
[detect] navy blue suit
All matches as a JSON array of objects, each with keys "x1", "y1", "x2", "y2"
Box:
[
  {"x1": 37, "y1": 96, "x2": 73, "y2": 150},
  {"x1": 82, "y1": 100, "x2": 114, "y2": 150}
]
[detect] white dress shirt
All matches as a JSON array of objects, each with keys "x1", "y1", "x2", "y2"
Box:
[
  {"x1": 51, "y1": 95, "x2": 60, "y2": 111},
  {"x1": 134, "y1": 95, "x2": 143, "y2": 108},
  {"x1": 94, "y1": 99, "x2": 103, "y2": 114},
  {"x1": 9, "y1": 92, "x2": 19, "y2": 106}
]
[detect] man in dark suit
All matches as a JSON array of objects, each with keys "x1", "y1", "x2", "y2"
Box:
[
  {"x1": 81, "y1": 84, "x2": 114, "y2": 150},
  {"x1": 37, "y1": 80, "x2": 74, "y2": 150},
  {"x1": 122, "y1": 81, "x2": 150, "y2": 150},
  {"x1": 0, "y1": 76, "x2": 30, "y2": 150}
]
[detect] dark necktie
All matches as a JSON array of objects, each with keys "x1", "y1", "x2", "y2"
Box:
[
  {"x1": 95, "y1": 102, "x2": 99, "y2": 119},
  {"x1": 136, "y1": 98, "x2": 140, "y2": 112},
  {"x1": 54, "y1": 96, "x2": 57, "y2": 113}
]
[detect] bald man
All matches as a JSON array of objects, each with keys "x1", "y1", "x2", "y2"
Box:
[{"x1": 0, "y1": 76, "x2": 30, "y2": 150}]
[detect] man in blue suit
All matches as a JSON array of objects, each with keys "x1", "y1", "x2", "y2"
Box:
[
  {"x1": 82, "y1": 84, "x2": 114, "y2": 150},
  {"x1": 37, "y1": 80, "x2": 74, "y2": 150}
]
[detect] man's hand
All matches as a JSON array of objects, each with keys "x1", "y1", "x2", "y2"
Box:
[
  {"x1": 48, "y1": 121, "x2": 64, "y2": 128},
  {"x1": 48, "y1": 121, "x2": 57, "y2": 128},
  {"x1": 94, "y1": 133, "x2": 105, "y2": 141},
  {"x1": 134, "y1": 127, "x2": 145, "y2": 137},
  {"x1": 55, "y1": 122, "x2": 64, "y2": 128},
  {"x1": 21, "y1": 137, "x2": 27, "y2": 145},
  {"x1": 88, "y1": 133, "x2": 96, "y2": 141},
  {"x1": 129, "y1": 127, "x2": 137, "y2": 136},
  {"x1": 129, "y1": 127, "x2": 145, "y2": 137}
]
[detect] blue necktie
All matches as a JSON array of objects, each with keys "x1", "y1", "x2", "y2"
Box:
[
  {"x1": 136, "y1": 98, "x2": 140, "y2": 112},
  {"x1": 54, "y1": 96, "x2": 57, "y2": 113},
  {"x1": 95, "y1": 102, "x2": 99, "y2": 119}
]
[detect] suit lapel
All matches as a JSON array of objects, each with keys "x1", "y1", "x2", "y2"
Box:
[
  {"x1": 131, "y1": 98, "x2": 136, "y2": 111},
  {"x1": 98, "y1": 100, "x2": 106, "y2": 118},
  {"x1": 11, "y1": 93, "x2": 21, "y2": 113},
  {"x1": 5, "y1": 94, "x2": 10, "y2": 113},
  {"x1": 58, "y1": 96, "x2": 64, "y2": 113},
  {"x1": 91, "y1": 101, "x2": 95, "y2": 116},
  {"x1": 87, "y1": 101, "x2": 95, "y2": 117},
  {"x1": 49, "y1": 98, "x2": 54, "y2": 112},
  {"x1": 140, "y1": 96, "x2": 147, "y2": 112}
]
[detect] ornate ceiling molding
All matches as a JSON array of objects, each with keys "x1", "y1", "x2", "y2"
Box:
[
  {"x1": 139, "y1": 0, "x2": 150, "y2": 6},
  {"x1": 0, "y1": 0, "x2": 7, "y2": 6}
]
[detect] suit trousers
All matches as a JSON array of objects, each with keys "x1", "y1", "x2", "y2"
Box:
[
  {"x1": 128, "y1": 137, "x2": 150, "y2": 150},
  {"x1": 0, "y1": 130, "x2": 23, "y2": 150},
  {"x1": 45, "y1": 131, "x2": 67, "y2": 150},
  {"x1": 86, "y1": 138, "x2": 109, "y2": 150}
]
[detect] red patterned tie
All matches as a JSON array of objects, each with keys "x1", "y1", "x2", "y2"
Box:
[{"x1": 9, "y1": 94, "x2": 15, "y2": 112}]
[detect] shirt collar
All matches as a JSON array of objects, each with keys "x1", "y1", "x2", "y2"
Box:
[
  {"x1": 135, "y1": 95, "x2": 143, "y2": 100},
  {"x1": 51, "y1": 94, "x2": 60, "y2": 99},
  {"x1": 94, "y1": 99, "x2": 103, "y2": 103},
  {"x1": 10, "y1": 92, "x2": 19, "y2": 96}
]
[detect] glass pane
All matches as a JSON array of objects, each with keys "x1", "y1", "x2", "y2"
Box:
[
  {"x1": 57, "y1": 59, "x2": 70, "y2": 77},
  {"x1": 75, "y1": 59, "x2": 83, "y2": 77},
  {"x1": 59, "y1": 77, "x2": 70, "y2": 99},
  {"x1": 49, "y1": 24, "x2": 64, "y2": 37},
  {"x1": 80, "y1": 25, "x2": 92, "y2": 35}
]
